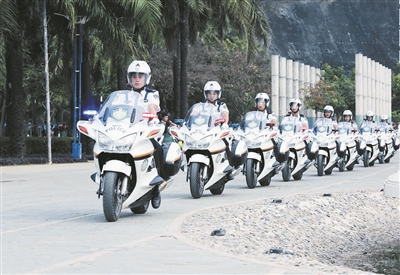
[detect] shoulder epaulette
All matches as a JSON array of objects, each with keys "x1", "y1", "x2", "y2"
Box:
[{"x1": 143, "y1": 87, "x2": 157, "y2": 102}]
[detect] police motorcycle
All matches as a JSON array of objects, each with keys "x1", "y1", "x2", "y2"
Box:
[
  {"x1": 278, "y1": 116, "x2": 317, "y2": 181},
  {"x1": 336, "y1": 122, "x2": 365, "y2": 171},
  {"x1": 77, "y1": 90, "x2": 182, "y2": 222},
  {"x1": 377, "y1": 126, "x2": 400, "y2": 164},
  {"x1": 170, "y1": 102, "x2": 247, "y2": 199},
  {"x1": 312, "y1": 118, "x2": 346, "y2": 176},
  {"x1": 233, "y1": 111, "x2": 288, "y2": 188},
  {"x1": 358, "y1": 121, "x2": 380, "y2": 167}
]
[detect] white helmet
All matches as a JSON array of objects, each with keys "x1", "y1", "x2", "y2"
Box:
[
  {"x1": 365, "y1": 110, "x2": 374, "y2": 118},
  {"x1": 204, "y1": 81, "x2": 221, "y2": 99},
  {"x1": 289, "y1": 98, "x2": 302, "y2": 110},
  {"x1": 343, "y1": 110, "x2": 352, "y2": 119},
  {"x1": 127, "y1": 60, "x2": 151, "y2": 87},
  {"x1": 323, "y1": 105, "x2": 334, "y2": 118},
  {"x1": 255, "y1": 93, "x2": 270, "y2": 108},
  {"x1": 381, "y1": 114, "x2": 389, "y2": 121}
]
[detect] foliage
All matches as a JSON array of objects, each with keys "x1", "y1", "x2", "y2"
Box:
[
  {"x1": 392, "y1": 63, "x2": 400, "y2": 123},
  {"x1": 0, "y1": 136, "x2": 73, "y2": 156},
  {"x1": 303, "y1": 63, "x2": 355, "y2": 120}
]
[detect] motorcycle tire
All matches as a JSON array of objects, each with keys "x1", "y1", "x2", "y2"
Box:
[
  {"x1": 385, "y1": 158, "x2": 391, "y2": 163},
  {"x1": 338, "y1": 158, "x2": 345, "y2": 172},
  {"x1": 292, "y1": 171, "x2": 303, "y2": 180},
  {"x1": 210, "y1": 184, "x2": 225, "y2": 195},
  {"x1": 189, "y1": 162, "x2": 205, "y2": 199},
  {"x1": 245, "y1": 158, "x2": 258, "y2": 189},
  {"x1": 259, "y1": 178, "x2": 271, "y2": 186},
  {"x1": 317, "y1": 154, "x2": 325, "y2": 176},
  {"x1": 369, "y1": 159, "x2": 375, "y2": 166},
  {"x1": 130, "y1": 200, "x2": 150, "y2": 214},
  {"x1": 282, "y1": 158, "x2": 292, "y2": 182},
  {"x1": 363, "y1": 150, "x2": 370, "y2": 167},
  {"x1": 346, "y1": 163, "x2": 354, "y2": 171},
  {"x1": 102, "y1": 171, "x2": 123, "y2": 222}
]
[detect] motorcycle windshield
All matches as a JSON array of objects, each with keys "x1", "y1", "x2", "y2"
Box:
[
  {"x1": 240, "y1": 111, "x2": 270, "y2": 132},
  {"x1": 337, "y1": 122, "x2": 351, "y2": 135},
  {"x1": 313, "y1": 118, "x2": 333, "y2": 135},
  {"x1": 97, "y1": 90, "x2": 146, "y2": 126},
  {"x1": 359, "y1": 121, "x2": 374, "y2": 134},
  {"x1": 184, "y1": 103, "x2": 224, "y2": 130},
  {"x1": 279, "y1": 116, "x2": 297, "y2": 135}
]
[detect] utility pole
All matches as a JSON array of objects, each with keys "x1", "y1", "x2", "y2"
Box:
[
  {"x1": 72, "y1": 16, "x2": 87, "y2": 159},
  {"x1": 43, "y1": 0, "x2": 52, "y2": 164}
]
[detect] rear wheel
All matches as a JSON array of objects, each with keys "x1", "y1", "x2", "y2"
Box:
[
  {"x1": 293, "y1": 171, "x2": 303, "y2": 180},
  {"x1": 189, "y1": 163, "x2": 205, "y2": 199},
  {"x1": 385, "y1": 158, "x2": 391, "y2": 163},
  {"x1": 259, "y1": 178, "x2": 271, "y2": 186},
  {"x1": 210, "y1": 184, "x2": 225, "y2": 195},
  {"x1": 317, "y1": 154, "x2": 325, "y2": 176},
  {"x1": 103, "y1": 172, "x2": 124, "y2": 222},
  {"x1": 130, "y1": 200, "x2": 150, "y2": 214},
  {"x1": 245, "y1": 158, "x2": 258, "y2": 189}
]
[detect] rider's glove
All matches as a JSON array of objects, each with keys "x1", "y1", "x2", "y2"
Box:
[{"x1": 221, "y1": 123, "x2": 229, "y2": 130}]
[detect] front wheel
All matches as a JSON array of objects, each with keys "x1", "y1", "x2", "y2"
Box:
[
  {"x1": 245, "y1": 158, "x2": 258, "y2": 189},
  {"x1": 282, "y1": 158, "x2": 292, "y2": 182},
  {"x1": 363, "y1": 150, "x2": 370, "y2": 167},
  {"x1": 102, "y1": 171, "x2": 124, "y2": 222},
  {"x1": 317, "y1": 154, "x2": 325, "y2": 176},
  {"x1": 338, "y1": 158, "x2": 345, "y2": 172},
  {"x1": 189, "y1": 162, "x2": 205, "y2": 199}
]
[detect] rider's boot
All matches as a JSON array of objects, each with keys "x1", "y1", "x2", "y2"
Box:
[{"x1": 151, "y1": 185, "x2": 161, "y2": 209}]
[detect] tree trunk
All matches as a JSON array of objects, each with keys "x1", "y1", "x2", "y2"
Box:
[
  {"x1": 173, "y1": 26, "x2": 181, "y2": 118},
  {"x1": 179, "y1": 1, "x2": 189, "y2": 117},
  {"x1": 117, "y1": 64, "x2": 126, "y2": 90},
  {"x1": 5, "y1": 33, "x2": 26, "y2": 157}
]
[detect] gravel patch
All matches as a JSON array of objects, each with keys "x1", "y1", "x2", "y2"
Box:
[{"x1": 181, "y1": 190, "x2": 400, "y2": 274}]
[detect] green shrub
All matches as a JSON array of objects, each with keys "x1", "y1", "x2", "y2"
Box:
[{"x1": 0, "y1": 137, "x2": 74, "y2": 156}]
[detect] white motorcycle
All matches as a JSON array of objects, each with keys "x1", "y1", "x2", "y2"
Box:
[
  {"x1": 336, "y1": 122, "x2": 365, "y2": 171},
  {"x1": 170, "y1": 102, "x2": 247, "y2": 199},
  {"x1": 278, "y1": 116, "x2": 317, "y2": 181},
  {"x1": 359, "y1": 122, "x2": 380, "y2": 167},
  {"x1": 234, "y1": 111, "x2": 288, "y2": 188},
  {"x1": 77, "y1": 90, "x2": 182, "y2": 222},
  {"x1": 377, "y1": 126, "x2": 400, "y2": 163},
  {"x1": 312, "y1": 118, "x2": 345, "y2": 176}
]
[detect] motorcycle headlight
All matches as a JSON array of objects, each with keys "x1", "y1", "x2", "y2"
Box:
[
  {"x1": 98, "y1": 132, "x2": 136, "y2": 152},
  {"x1": 245, "y1": 135, "x2": 263, "y2": 148},
  {"x1": 185, "y1": 134, "x2": 212, "y2": 149}
]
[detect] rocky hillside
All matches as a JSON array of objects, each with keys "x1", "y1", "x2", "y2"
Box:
[{"x1": 262, "y1": 0, "x2": 398, "y2": 71}]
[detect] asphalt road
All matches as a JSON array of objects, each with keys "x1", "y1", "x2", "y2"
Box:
[{"x1": 1, "y1": 153, "x2": 399, "y2": 274}]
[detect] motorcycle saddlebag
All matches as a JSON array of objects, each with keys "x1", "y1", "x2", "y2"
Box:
[
  {"x1": 306, "y1": 141, "x2": 318, "y2": 160},
  {"x1": 393, "y1": 138, "x2": 400, "y2": 150},
  {"x1": 162, "y1": 142, "x2": 183, "y2": 177},
  {"x1": 274, "y1": 140, "x2": 289, "y2": 163},
  {"x1": 231, "y1": 140, "x2": 248, "y2": 167}
]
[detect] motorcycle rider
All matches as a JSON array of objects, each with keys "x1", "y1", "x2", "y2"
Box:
[
  {"x1": 286, "y1": 97, "x2": 309, "y2": 131},
  {"x1": 322, "y1": 105, "x2": 338, "y2": 131},
  {"x1": 192, "y1": 81, "x2": 235, "y2": 180},
  {"x1": 342, "y1": 110, "x2": 358, "y2": 131},
  {"x1": 249, "y1": 92, "x2": 278, "y2": 128},
  {"x1": 360, "y1": 111, "x2": 378, "y2": 130},
  {"x1": 127, "y1": 60, "x2": 162, "y2": 209},
  {"x1": 378, "y1": 115, "x2": 393, "y2": 131}
]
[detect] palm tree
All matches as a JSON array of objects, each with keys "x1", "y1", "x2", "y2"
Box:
[{"x1": 161, "y1": 0, "x2": 270, "y2": 117}]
